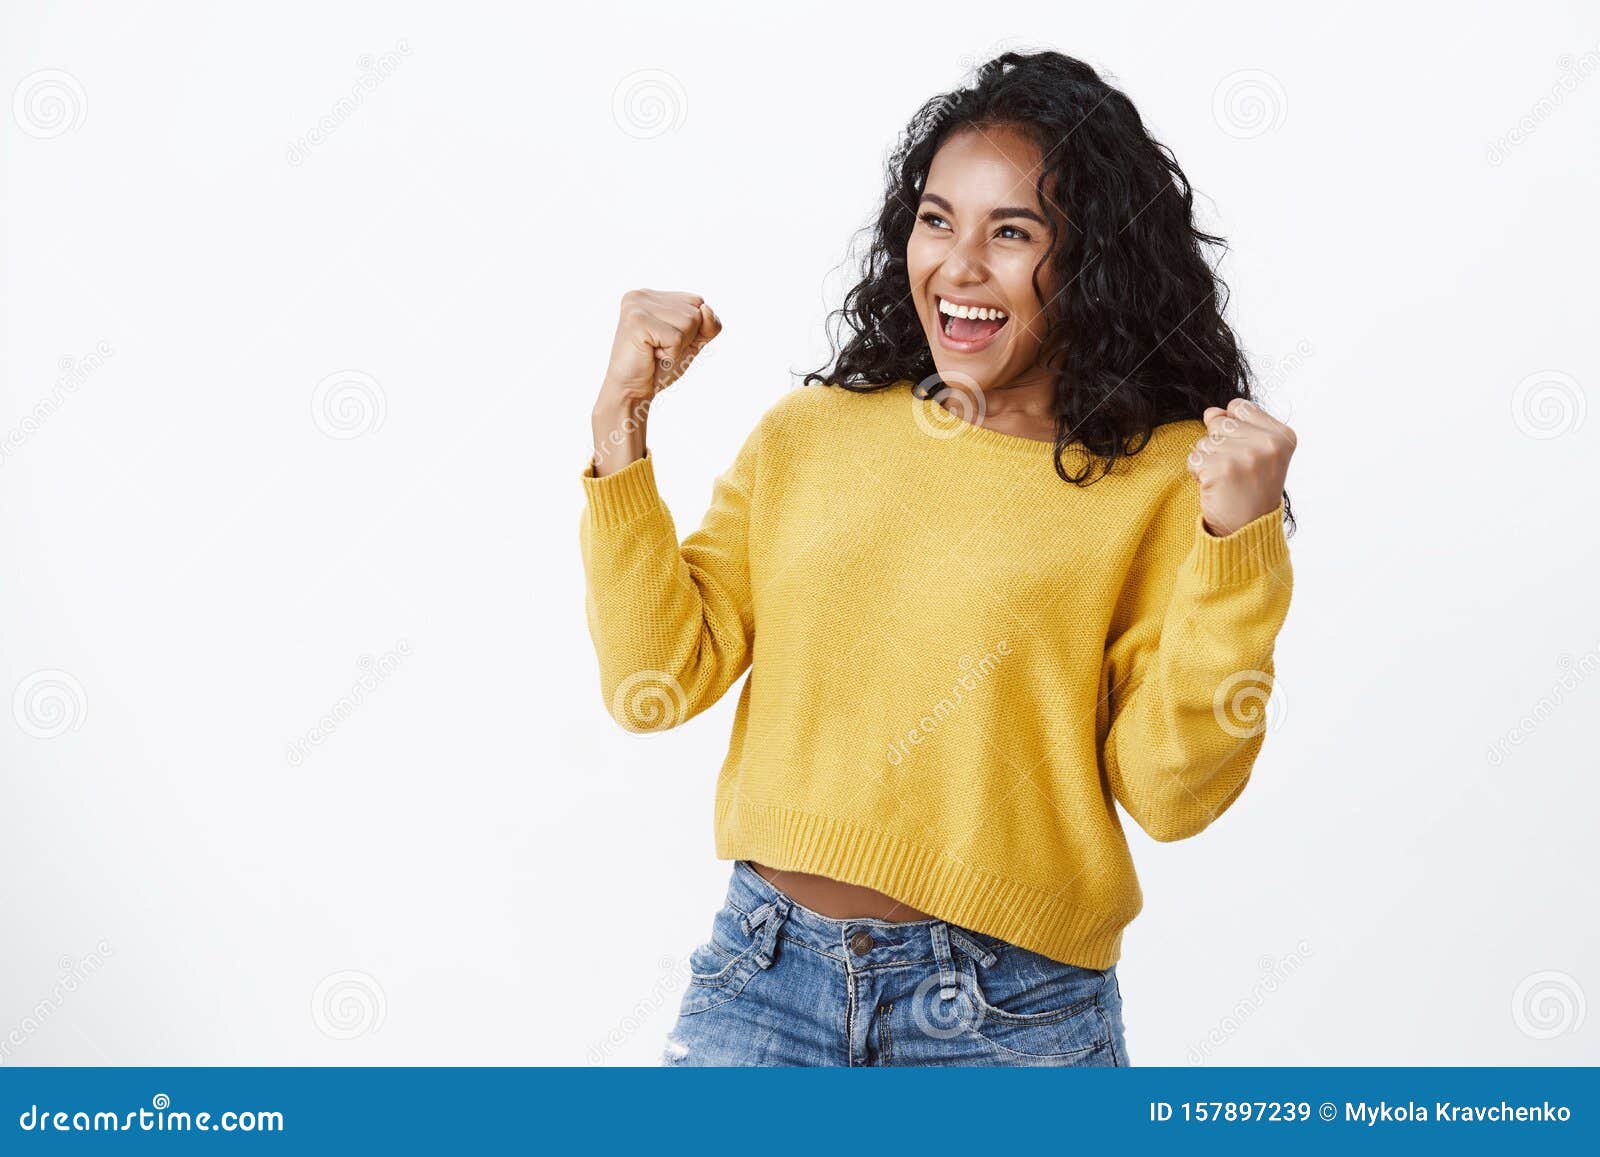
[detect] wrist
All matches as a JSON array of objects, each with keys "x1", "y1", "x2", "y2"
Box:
[
  {"x1": 590, "y1": 396, "x2": 650, "y2": 476},
  {"x1": 1202, "y1": 500, "x2": 1282, "y2": 539}
]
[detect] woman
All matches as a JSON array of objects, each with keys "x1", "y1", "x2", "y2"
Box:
[{"x1": 579, "y1": 50, "x2": 1296, "y2": 1066}]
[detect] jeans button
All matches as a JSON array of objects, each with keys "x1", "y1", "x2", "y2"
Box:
[{"x1": 850, "y1": 931, "x2": 875, "y2": 955}]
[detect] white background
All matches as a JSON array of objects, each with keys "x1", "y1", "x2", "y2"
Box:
[{"x1": 3, "y1": 0, "x2": 1596, "y2": 1066}]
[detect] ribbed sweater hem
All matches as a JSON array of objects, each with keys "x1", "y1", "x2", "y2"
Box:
[
  {"x1": 713, "y1": 794, "x2": 1133, "y2": 969},
  {"x1": 580, "y1": 449, "x2": 662, "y2": 528},
  {"x1": 1187, "y1": 500, "x2": 1291, "y2": 586}
]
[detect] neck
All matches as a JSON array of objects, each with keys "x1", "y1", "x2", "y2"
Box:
[
  {"x1": 943, "y1": 369, "x2": 1058, "y2": 441},
  {"x1": 964, "y1": 365, "x2": 1054, "y2": 413}
]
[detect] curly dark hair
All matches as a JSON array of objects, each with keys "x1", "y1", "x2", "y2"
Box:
[{"x1": 804, "y1": 50, "x2": 1294, "y2": 531}]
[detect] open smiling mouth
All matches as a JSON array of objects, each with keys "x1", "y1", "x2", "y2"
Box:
[{"x1": 936, "y1": 296, "x2": 1009, "y2": 351}]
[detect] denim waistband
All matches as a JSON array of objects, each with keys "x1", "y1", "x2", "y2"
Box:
[{"x1": 724, "y1": 859, "x2": 1004, "y2": 987}]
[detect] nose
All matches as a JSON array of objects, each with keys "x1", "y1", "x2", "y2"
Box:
[{"x1": 939, "y1": 233, "x2": 988, "y2": 285}]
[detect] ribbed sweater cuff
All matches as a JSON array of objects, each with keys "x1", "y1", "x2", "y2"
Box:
[
  {"x1": 1188, "y1": 500, "x2": 1290, "y2": 587},
  {"x1": 580, "y1": 449, "x2": 662, "y2": 529}
]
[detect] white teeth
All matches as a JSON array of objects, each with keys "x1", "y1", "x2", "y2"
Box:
[{"x1": 938, "y1": 297, "x2": 1007, "y2": 321}]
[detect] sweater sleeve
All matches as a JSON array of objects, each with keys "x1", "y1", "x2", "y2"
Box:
[
  {"x1": 1100, "y1": 481, "x2": 1294, "y2": 842},
  {"x1": 577, "y1": 429, "x2": 759, "y2": 732}
]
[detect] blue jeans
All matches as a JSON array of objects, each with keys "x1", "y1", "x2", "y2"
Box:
[{"x1": 662, "y1": 860, "x2": 1129, "y2": 1066}]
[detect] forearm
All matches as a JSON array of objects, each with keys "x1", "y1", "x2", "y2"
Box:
[
  {"x1": 580, "y1": 498, "x2": 746, "y2": 731},
  {"x1": 1104, "y1": 623, "x2": 1280, "y2": 842},
  {"x1": 1104, "y1": 505, "x2": 1293, "y2": 841},
  {"x1": 579, "y1": 414, "x2": 759, "y2": 731}
]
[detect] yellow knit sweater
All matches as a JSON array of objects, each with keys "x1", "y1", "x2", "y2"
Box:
[{"x1": 578, "y1": 379, "x2": 1293, "y2": 967}]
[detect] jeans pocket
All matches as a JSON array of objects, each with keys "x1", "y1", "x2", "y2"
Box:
[
  {"x1": 959, "y1": 945, "x2": 1117, "y2": 1061},
  {"x1": 680, "y1": 902, "x2": 762, "y2": 1015}
]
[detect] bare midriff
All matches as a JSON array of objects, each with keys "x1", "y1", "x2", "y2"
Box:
[{"x1": 748, "y1": 861, "x2": 936, "y2": 922}]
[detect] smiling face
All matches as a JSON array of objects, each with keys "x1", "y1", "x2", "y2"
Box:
[{"x1": 906, "y1": 123, "x2": 1065, "y2": 393}]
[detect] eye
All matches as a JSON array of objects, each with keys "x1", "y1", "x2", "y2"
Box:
[
  {"x1": 997, "y1": 224, "x2": 1031, "y2": 241},
  {"x1": 917, "y1": 211, "x2": 951, "y2": 231}
]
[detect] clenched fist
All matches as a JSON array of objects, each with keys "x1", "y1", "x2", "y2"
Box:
[
  {"x1": 1186, "y1": 398, "x2": 1296, "y2": 537},
  {"x1": 591, "y1": 289, "x2": 721, "y2": 476},
  {"x1": 601, "y1": 289, "x2": 722, "y2": 404}
]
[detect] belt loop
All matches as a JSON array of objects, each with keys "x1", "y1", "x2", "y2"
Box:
[
  {"x1": 743, "y1": 898, "x2": 791, "y2": 970},
  {"x1": 930, "y1": 923, "x2": 958, "y2": 1000},
  {"x1": 948, "y1": 927, "x2": 998, "y2": 968},
  {"x1": 738, "y1": 902, "x2": 770, "y2": 939}
]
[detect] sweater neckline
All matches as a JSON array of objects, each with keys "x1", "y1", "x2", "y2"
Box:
[{"x1": 901, "y1": 379, "x2": 1066, "y2": 457}]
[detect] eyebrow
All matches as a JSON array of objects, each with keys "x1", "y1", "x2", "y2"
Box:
[{"x1": 919, "y1": 192, "x2": 1049, "y2": 227}]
